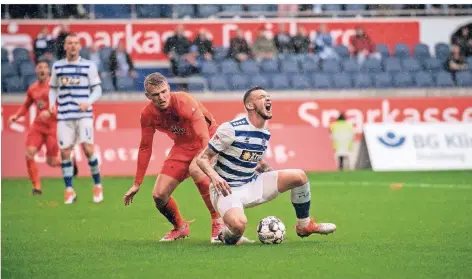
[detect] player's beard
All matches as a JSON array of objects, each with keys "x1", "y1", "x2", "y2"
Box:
[{"x1": 255, "y1": 106, "x2": 272, "y2": 120}]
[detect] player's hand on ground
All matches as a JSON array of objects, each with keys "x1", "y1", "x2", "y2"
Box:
[
  {"x1": 211, "y1": 175, "x2": 232, "y2": 197},
  {"x1": 8, "y1": 115, "x2": 18, "y2": 124},
  {"x1": 124, "y1": 185, "x2": 140, "y2": 206},
  {"x1": 39, "y1": 110, "x2": 51, "y2": 121},
  {"x1": 79, "y1": 102, "x2": 90, "y2": 112}
]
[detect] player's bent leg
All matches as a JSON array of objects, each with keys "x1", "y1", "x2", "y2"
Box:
[
  {"x1": 276, "y1": 169, "x2": 336, "y2": 237},
  {"x1": 25, "y1": 146, "x2": 41, "y2": 195},
  {"x1": 82, "y1": 142, "x2": 103, "y2": 203},
  {"x1": 189, "y1": 157, "x2": 223, "y2": 243},
  {"x1": 219, "y1": 208, "x2": 247, "y2": 245},
  {"x1": 153, "y1": 173, "x2": 189, "y2": 242}
]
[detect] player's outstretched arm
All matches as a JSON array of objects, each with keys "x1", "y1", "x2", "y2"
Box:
[
  {"x1": 196, "y1": 147, "x2": 232, "y2": 197},
  {"x1": 256, "y1": 160, "x2": 273, "y2": 173},
  {"x1": 124, "y1": 112, "x2": 155, "y2": 206},
  {"x1": 10, "y1": 89, "x2": 33, "y2": 124}
]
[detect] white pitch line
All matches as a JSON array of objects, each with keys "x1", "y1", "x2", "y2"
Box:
[{"x1": 310, "y1": 181, "x2": 472, "y2": 190}]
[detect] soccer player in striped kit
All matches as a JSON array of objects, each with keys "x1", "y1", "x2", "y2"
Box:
[
  {"x1": 197, "y1": 87, "x2": 337, "y2": 245},
  {"x1": 48, "y1": 33, "x2": 103, "y2": 204}
]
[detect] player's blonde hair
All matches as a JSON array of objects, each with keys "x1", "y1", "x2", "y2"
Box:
[{"x1": 144, "y1": 73, "x2": 168, "y2": 90}]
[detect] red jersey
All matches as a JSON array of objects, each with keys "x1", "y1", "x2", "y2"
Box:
[
  {"x1": 134, "y1": 92, "x2": 217, "y2": 185},
  {"x1": 14, "y1": 78, "x2": 56, "y2": 129}
]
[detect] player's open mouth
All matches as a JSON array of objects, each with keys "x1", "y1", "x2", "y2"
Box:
[{"x1": 265, "y1": 103, "x2": 272, "y2": 112}]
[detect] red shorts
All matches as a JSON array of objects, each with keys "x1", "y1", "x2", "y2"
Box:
[
  {"x1": 26, "y1": 123, "x2": 58, "y2": 158},
  {"x1": 160, "y1": 125, "x2": 217, "y2": 182}
]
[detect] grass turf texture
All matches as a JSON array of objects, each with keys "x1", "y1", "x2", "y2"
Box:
[{"x1": 2, "y1": 170, "x2": 472, "y2": 279}]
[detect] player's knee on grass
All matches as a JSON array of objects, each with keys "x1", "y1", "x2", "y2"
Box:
[
  {"x1": 25, "y1": 147, "x2": 38, "y2": 160},
  {"x1": 224, "y1": 209, "x2": 247, "y2": 236},
  {"x1": 277, "y1": 169, "x2": 308, "y2": 192}
]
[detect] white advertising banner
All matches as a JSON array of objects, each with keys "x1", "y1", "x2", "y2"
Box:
[{"x1": 364, "y1": 123, "x2": 472, "y2": 171}]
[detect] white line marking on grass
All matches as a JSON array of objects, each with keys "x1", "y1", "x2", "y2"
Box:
[{"x1": 310, "y1": 181, "x2": 472, "y2": 190}]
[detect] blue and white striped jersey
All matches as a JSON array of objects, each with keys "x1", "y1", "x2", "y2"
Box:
[
  {"x1": 209, "y1": 116, "x2": 270, "y2": 187},
  {"x1": 49, "y1": 57, "x2": 101, "y2": 121}
]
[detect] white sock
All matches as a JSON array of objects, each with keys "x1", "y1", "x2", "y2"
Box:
[{"x1": 297, "y1": 217, "x2": 310, "y2": 228}]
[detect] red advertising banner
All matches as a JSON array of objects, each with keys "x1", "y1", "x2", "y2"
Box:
[
  {"x1": 1, "y1": 19, "x2": 419, "y2": 61},
  {"x1": 3, "y1": 97, "x2": 472, "y2": 135},
  {"x1": 1, "y1": 127, "x2": 336, "y2": 178}
]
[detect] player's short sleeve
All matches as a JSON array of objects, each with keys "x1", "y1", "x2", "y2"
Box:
[
  {"x1": 88, "y1": 62, "x2": 101, "y2": 86},
  {"x1": 49, "y1": 63, "x2": 58, "y2": 88},
  {"x1": 208, "y1": 122, "x2": 235, "y2": 153}
]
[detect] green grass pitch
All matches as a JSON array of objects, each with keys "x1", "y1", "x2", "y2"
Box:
[{"x1": 2, "y1": 170, "x2": 472, "y2": 279}]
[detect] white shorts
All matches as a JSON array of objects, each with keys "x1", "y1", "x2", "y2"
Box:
[
  {"x1": 57, "y1": 118, "x2": 94, "y2": 149},
  {"x1": 210, "y1": 171, "x2": 280, "y2": 217}
]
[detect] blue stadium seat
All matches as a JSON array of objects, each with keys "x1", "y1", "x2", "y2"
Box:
[
  {"x1": 402, "y1": 58, "x2": 422, "y2": 73},
  {"x1": 240, "y1": 60, "x2": 260, "y2": 74},
  {"x1": 422, "y1": 57, "x2": 443, "y2": 73},
  {"x1": 220, "y1": 59, "x2": 240, "y2": 74},
  {"x1": 198, "y1": 4, "x2": 220, "y2": 17},
  {"x1": 214, "y1": 47, "x2": 228, "y2": 61},
  {"x1": 323, "y1": 4, "x2": 342, "y2": 11},
  {"x1": 345, "y1": 4, "x2": 366, "y2": 10},
  {"x1": 173, "y1": 4, "x2": 195, "y2": 18},
  {"x1": 332, "y1": 73, "x2": 352, "y2": 89},
  {"x1": 116, "y1": 76, "x2": 136, "y2": 91},
  {"x1": 414, "y1": 72, "x2": 434, "y2": 88},
  {"x1": 435, "y1": 43, "x2": 450, "y2": 61},
  {"x1": 362, "y1": 58, "x2": 382, "y2": 73},
  {"x1": 353, "y1": 73, "x2": 373, "y2": 88},
  {"x1": 250, "y1": 74, "x2": 270, "y2": 88},
  {"x1": 342, "y1": 59, "x2": 360, "y2": 73},
  {"x1": 100, "y1": 75, "x2": 115, "y2": 93},
  {"x1": 280, "y1": 59, "x2": 300, "y2": 74},
  {"x1": 23, "y1": 75, "x2": 37, "y2": 88},
  {"x1": 455, "y1": 71, "x2": 472, "y2": 87},
  {"x1": 247, "y1": 5, "x2": 271, "y2": 12},
  {"x1": 376, "y1": 44, "x2": 390, "y2": 57},
  {"x1": 229, "y1": 74, "x2": 249, "y2": 90},
  {"x1": 383, "y1": 57, "x2": 402, "y2": 73},
  {"x1": 334, "y1": 45, "x2": 350, "y2": 59},
  {"x1": 467, "y1": 57, "x2": 472, "y2": 71},
  {"x1": 290, "y1": 75, "x2": 312, "y2": 90},
  {"x1": 300, "y1": 58, "x2": 319, "y2": 73},
  {"x1": 209, "y1": 75, "x2": 230, "y2": 91},
  {"x1": 95, "y1": 5, "x2": 131, "y2": 19},
  {"x1": 99, "y1": 47, "x2": 113, "y2": 62},
  {"x1": 261, "y1": 59, "x2": 279, "y2": 73},
  {"x1": 271, "y1": 74, "x2": 290, "y2": 90},
  {"x1": 322, "y1": 59, "x2": 341, "y2": 73},
  {"x1": 5, "y1": 76, "x2": 25, "y2": 93},
  {"x1": 1, "y1": 48, "x2": 8, "y2": 62},
  {"x1": 79, "y1": 48, "x2": 90, "y2": 59},
  {"x1": 137, "y1": 5, "x2": 162, "y2": 18},
  {"x1": 13, "y1": 48, "x2": 31, "y2": 62},
  {"x1": 188, "y1": 81, "x2": 205, "y2": 92},
  {"x1": 1, "y1": 63, "x2": 18, "y2": 78},
  {"x1": 374, "y1": 73, "x2": 392, "y2": 88},
  {"x1": 435, "y1": 71, "x2": 454, "y2": 87},
  {"x1": 222, "y1": 4, "x2": 243, "y2": 12},
  {"x1": 394, "y1": 43, "x2": 410, "y2": 59},
  {"x1": 312, "y1": 73, "x2": 333, "y2": 89},
  {"x1": 413, "y1": 43, "x2": 431, "y2": 60},
  {"x1": 201, "y1": 61, "x2": 219, "y2": 76},
  {"x1": 393, "y1": 72, "x2": 414, "y2": 87},
  {"x1": 19, "y1": 62, "x2": 35, "y2": 76}
]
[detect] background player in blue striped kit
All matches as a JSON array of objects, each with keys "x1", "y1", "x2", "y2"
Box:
[
  {"x1": 197, "y1": 87, "x2": 336, "y2": 245},
  {"x1": 48, "y1": 33, "x2": 104, "y2": 204}
]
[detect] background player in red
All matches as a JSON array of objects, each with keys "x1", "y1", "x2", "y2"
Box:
[
  {"x1": 123, "y1": 73, "x2": 224, "y2": 243},
  {"x1": 8, "y1": 60, "x2": 77, "y2": 195}
]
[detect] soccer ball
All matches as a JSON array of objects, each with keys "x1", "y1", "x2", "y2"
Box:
[{"x1": 257, "y1": 216, "x2": 286, "y2": 244}]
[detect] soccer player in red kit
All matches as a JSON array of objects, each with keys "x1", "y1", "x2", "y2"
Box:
[
  {"x1": 8, "y1": 60, "x2": 77, "y2": 195},
  {"x1": 123, "y1": 73, "x2": 224, "y2": 243}
]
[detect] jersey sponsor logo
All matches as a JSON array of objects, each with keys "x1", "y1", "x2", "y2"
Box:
[
  {"x1": 230, "y1": 118, "x2": 248, "y2": 127},
  {"x1": 60, "y1": 76, "x2": 81, "y2": 86},
  {"x1": 239, "y1": 150, "x2": 263, "y2": 162},
  {"x1": 170, "y1": 125, "x2": 186, "y2": 135},
  {"x1": 36, "y1": 100, "x2": 46, "y2": 110}
]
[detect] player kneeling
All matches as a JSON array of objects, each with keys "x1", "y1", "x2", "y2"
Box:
[{"x1": 197, "y1": 87, "x2": 336, "y2": 245}]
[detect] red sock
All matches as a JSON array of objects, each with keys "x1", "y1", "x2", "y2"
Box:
[
  {"x1": 157, "y1": 197, "x2": 185, "y2": 229},
  {"x1": 195, "y1": 177, "x2": 219, "y2": 219},
  {"x1": 26, "y1": 157, "x2": 40, "y2": 190}
]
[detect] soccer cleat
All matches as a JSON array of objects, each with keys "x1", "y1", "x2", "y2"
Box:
[
  {"x1": 159, "y1": 222, "x2": 190, "y2": 242},
  {"x1": 217, "y1": 231, "x2": 255, "y2": 245},
  {"x1": 64, "y1": 189, "x2": 77, "y2": 205},
  {"x1": 296, "y1": 217, "x2": 336, "y2": 238},
  {"x1": 210, "y1": 218, "x2": 225, "y2": 244},
  {"x1": 93, "y1": 186, "x2": 103, "y2": 203},
  {"x1": 32, "y1": 188, "x2": 42, "y2": 195}
]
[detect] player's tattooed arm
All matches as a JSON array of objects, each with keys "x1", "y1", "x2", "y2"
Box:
[
  {"x1": 256, "y1": 160, "x2": 273, "y2": 173},
  {"x1": 196, "y1": 147, "x2": 232, "y2": 196}
]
